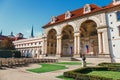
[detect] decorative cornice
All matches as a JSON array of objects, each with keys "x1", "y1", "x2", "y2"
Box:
[{"x1": 96, "y1": 26, "x2": 108, "y2": 29}]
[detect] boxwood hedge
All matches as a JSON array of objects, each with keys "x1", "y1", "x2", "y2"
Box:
[
  {"x1": 98, "y1": 62, "x2": 120, "y2": 72},
  {"x1": 64, "y1": 66, "x2": 119, "y2": 80}
]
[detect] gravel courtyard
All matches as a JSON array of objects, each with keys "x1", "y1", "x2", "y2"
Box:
[{"x1": 0, "y1": 58, "x2": 110, "y2": 80}]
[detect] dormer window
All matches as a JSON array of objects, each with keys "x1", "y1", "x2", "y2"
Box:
[
  {"x1": 84, "y1": 4, "x2": 91, "y2": 14},
  {"x1": 65, "y1": 11, "x2": 71, "y2": 19},
  {"x1": 113, "y1": 0, "x2": 120, "y2": 5},
  {"x1": 51, "y1": 16, "x2": 57, "y2": 24}
]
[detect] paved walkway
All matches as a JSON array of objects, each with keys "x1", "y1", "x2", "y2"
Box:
[{"x1": 0, "y1": 60, "x2": 97, "y2": 80}]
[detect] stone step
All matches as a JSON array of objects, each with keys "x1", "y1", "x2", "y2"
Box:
[
  {"x1": 58, "y1": 57, "x2": 72, "y2": 61},
  {"x1": 74, "y1": 57, "x2": 111, "y2": 65}
]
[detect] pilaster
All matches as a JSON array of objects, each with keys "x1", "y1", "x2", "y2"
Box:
[{"x1": 98, "y1": 32, "x2": 103, "y2": 54}]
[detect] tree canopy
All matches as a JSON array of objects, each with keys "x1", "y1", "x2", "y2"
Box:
[{"x1": 0, "y1": 37, "x2": 15, "y2": 50}]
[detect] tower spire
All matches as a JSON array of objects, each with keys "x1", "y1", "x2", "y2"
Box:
[
  {"x1": 0, "y1": 30, "x2": 2, "y2": 35},
  {"x1": 30, "y1": 26, "x2": 34, "y2": 38},
  {"x1": 11, "y1": 31, "x2": 13, "y2": 36}
]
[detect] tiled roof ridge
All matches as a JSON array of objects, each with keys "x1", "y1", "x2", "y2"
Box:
[{"x1": 43, "y1": 2, "x2": 119, "y2": 28}]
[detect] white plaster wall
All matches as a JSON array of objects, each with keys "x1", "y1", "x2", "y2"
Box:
[
  {"x1": 13, "y1": 36, "x2": 44, "y2": 58},
  {"x1": 107, "y1": 11, "x2": 120, "y2": 63}
]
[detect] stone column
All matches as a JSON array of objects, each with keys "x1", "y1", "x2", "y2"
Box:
[
  {"x1": 45, "y1": 39, "x2": 47, "y2": 55},
  {"x1": 42, "y1": 37, "x2": 47, "y2": 56},
  {"x1": 102, "y1": 29, "x2": 110, "y2": 54},
  {"x1": 56, "y1": 38, "x2": 59, "y2": 54},
  {"x1": 59, "y1": 38, "x2": 62, "y2": 55},
  {"x1": 74, "y1": 32, "x2": 80, "y2": 57},
  {"x1": 74, "y1": 35, "x2": 77, "y2": 55},
  {"x1": 56, "y1": 35, "x2": 62, "y2": 57},
  {"x1": 78, "y1": 35, "x2": 80, "y2": 55},
  {"x1": 98, "y1": 32, "x2": 103, "y2": 54},
  {"x1": 97, "y1": 27, "x2": 110, "y2": 57}
]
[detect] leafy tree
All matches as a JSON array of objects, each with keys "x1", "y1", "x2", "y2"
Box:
[{"x1": 0, "y1": 37, "x2": 15, "y2": 50}]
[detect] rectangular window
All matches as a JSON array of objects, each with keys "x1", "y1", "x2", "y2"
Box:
[
  {"x1": 118, "y1": 26, "x2": 120, "y2": 36},
  {"x1": 116, "y1": 11, "x2": 120, "y2": 21}
]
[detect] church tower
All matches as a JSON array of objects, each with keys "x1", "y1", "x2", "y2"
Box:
[
  {"x1": 30, "y1": 26, "x2": 34, "y2": 38},
  {"x1": 0, "y1": 30, "x2": 2, "y2": 36}
]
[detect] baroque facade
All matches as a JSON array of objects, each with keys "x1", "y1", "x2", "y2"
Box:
[{"x1": 14, "y1": 0, "x2": 120, "y2": 62}]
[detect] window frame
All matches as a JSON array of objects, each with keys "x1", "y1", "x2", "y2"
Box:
[{"x1": 116, "y1": 11, "x2": 120, "y2": 21}]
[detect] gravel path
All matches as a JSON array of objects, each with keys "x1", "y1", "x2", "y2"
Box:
[
  {"x1": 0, "y1": 61, "x2": 97, "y2": 80},
  {"x1": 0, "y1": 64, "x2": 81, "y2": 80}
]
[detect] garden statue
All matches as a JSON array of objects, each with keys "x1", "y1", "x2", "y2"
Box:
[{"x1": 82, "y1": 54, "x2": 86, "y2": 67}]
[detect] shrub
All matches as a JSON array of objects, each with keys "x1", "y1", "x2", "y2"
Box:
[
  {"x1": 108, "y1": 66, "x2": 120, "y2": 72},
  {"x1": 64, "y1": 67, "x2": 113, "y2": 80},
  {"x1": 76, "y1": 74, "x2": 112, "y2": 80},
  {"x1": 98, "y1": 63, "x2": 120, "y2": 72},
  {"x1": 74, "y1": 67, "x2": 108, "y2": 73},
  {"x1": 0, "y1": 50, "x2": 21, "y2": 58},
  {"x1": 98, "y1": 63, "x2": 120, "y2": 67}
]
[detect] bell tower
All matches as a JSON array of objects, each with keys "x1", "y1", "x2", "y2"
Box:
[
  {"x1": 30, "y1": 26, "x2": 34, "y2": 38},
  {"x1": 0, "y1": 30, "x2": 2, "y2": 35}
]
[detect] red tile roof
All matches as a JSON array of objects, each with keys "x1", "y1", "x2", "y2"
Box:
[
  {"x1": 13, "y1": 37, "x2": 26, "y2": 41},
  {"x1": 0, "y1": 35, "x2": 25, "y2": 41},
  {"x1": 0, "y1": 35, "x2": 7, "y2": 40},
  {"x1": 43, "y1": 3, "x2": 120, "y2": 28},
  {"x1": 103, "y1": 3, "x2": 120, "y2": 9}
]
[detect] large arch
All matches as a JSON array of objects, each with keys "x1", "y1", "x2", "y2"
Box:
[
  {"x1": 61, "y1": 25, "x2": 74, "y2": 57},
  {"x1": 47, "y1": 29, "x2": 57, "y2": 56},
  {"x1": 77, "y1": 17, "x2": 100, "y2": 30},
  {"x1": 80, "y1": 20, "x2": 98, "y2": 56}
]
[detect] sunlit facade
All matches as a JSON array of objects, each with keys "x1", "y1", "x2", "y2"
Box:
[{"x1": 14, "y1": 0, "x2": 120, "y2": 62}]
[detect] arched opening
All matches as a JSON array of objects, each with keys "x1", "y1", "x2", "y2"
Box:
[
  {"x1": 47, "y1": 29, "x2": 57, "y2": 56},
  {"x1": 61, "y1": 25, "x2": 74, "y2": 57},
  {"x1": 80, "y1": 20, "x2": 98, "y2": 56}
]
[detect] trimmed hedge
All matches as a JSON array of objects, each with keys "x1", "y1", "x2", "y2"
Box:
[
  {"x1": 98, "y1": 63, "x2": 120, "y2": 72},
  {"x1": 0, "y1": 50, "x2": 21, "y2": 58},
  {"x1": 98, "y1": 62, "x2": 120, "y2": 67},
  {"x1": 64, "y1": 63, "x2": 120, "y2": 80},
  {"x1": 76, "y1": 74, "x2": 112, "y2": 80},
  {"x1": 64, "y1": 67, "x2": 113, "y2": 80},
  {"x1": 74, "y1": 67, "x2": 108, "y2": 73}
]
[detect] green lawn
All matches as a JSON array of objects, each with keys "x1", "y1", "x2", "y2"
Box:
[
  {"x1": 27, "y1": 64, "x2": 67, "y2": 73},
  {"x1": 56, "y1": 61, "x2": 81, "y2": 65},
  {"x1": 56, "y1": 75, "x2": 74, "y2": 80},
  {"x1": 87, "y1": 71, "x2": 120, "y2": 80}
]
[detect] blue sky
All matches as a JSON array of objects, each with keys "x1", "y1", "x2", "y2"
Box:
[{"x1": 0, "y1": 0, "x2": 112, "y2": 38}]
